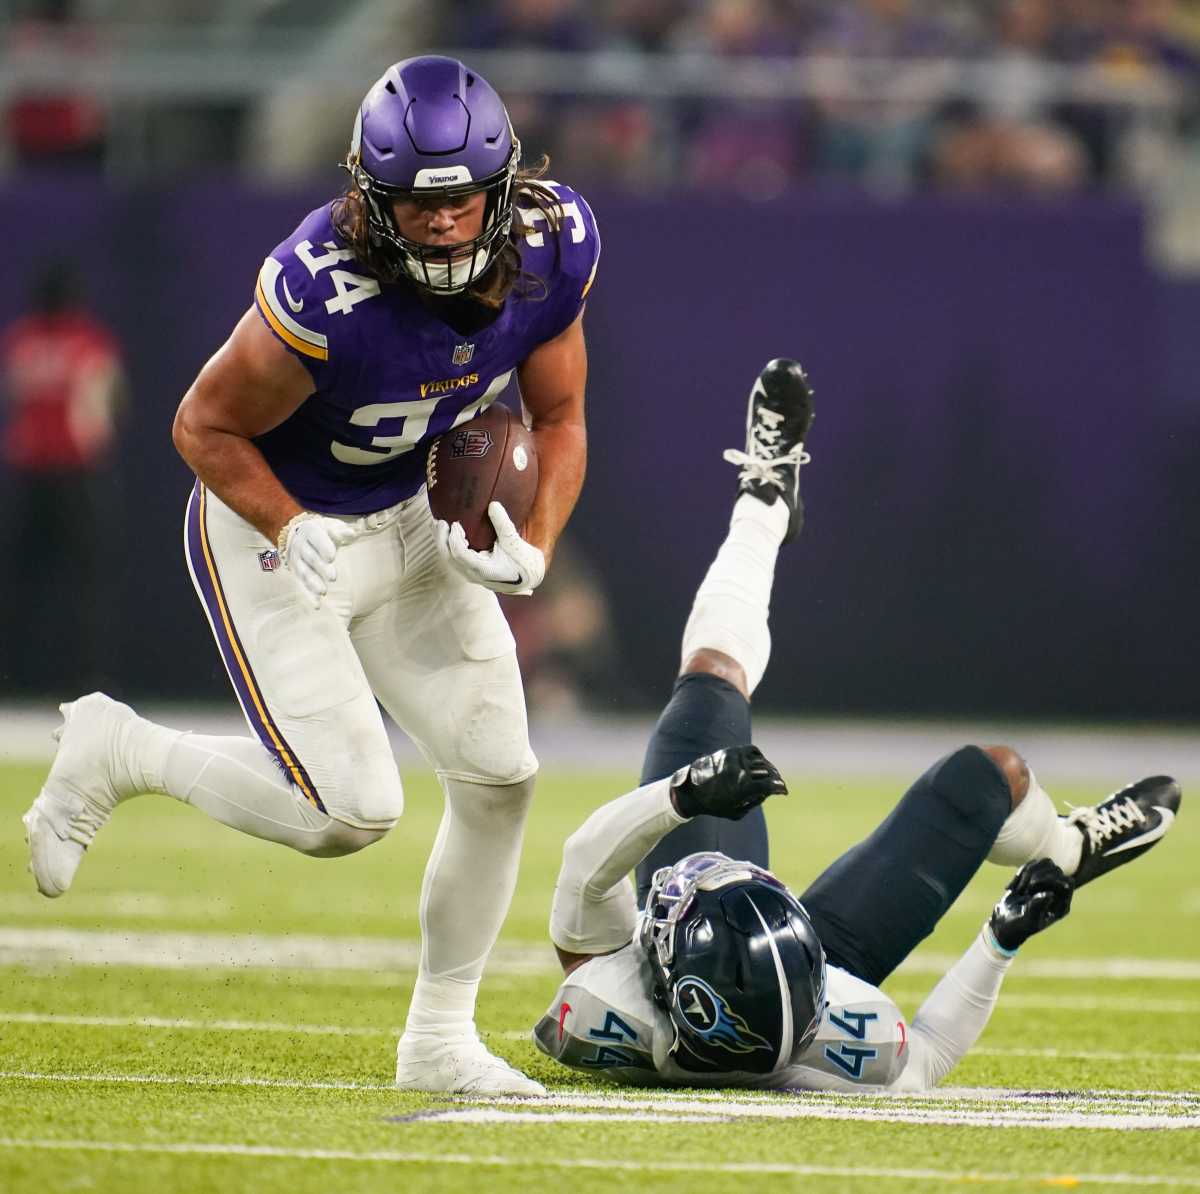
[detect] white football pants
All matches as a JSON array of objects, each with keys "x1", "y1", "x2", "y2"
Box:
[{"x1": 183, "y1": 483, "x2": 538, "y2": 830}]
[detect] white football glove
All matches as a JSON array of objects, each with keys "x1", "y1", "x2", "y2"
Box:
[
  {"x1": 278, "y1": 512, "x2": 357, "y2": 609},
  {"x1": 436, "y1": 501, "x2": 546, "y2": 596}
]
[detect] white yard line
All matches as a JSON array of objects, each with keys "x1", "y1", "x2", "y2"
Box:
[
  {"x1": 0, "y1": 1138, "x2": 1198, "y2": 1186},
  {"x1": 4, "y1": 927, "x2": 1200, "y2": 981},
  {"x1": 406, "y1": 1110, "x2": 721, "y2": 1124},
  {"x1": 4, "y1": 1070, "x2": 1198, "y2": 1106},
  {"x1": 9, "y1": 1012, "x2": 1200, "y2": 1069},
  {"x1": 881, "y1": 993, "x2": 1200, "y2": 1014},
  {"x1": 499, "y1": 1092, "x2": 1200, "y2": 1131},
  {"x1": 8, "y1": 706, "x2": 1200, "y2": 785},
  {"x1": 0, "y1": 1012, "x2": 395, "y2": 1036},
  {"x1": 974, "y1": 1046, "x2": 1200, "y2": 1063},
  {"x1": 0, "y1": 927, "x2": 554, "y2": 975},
  {"x1": 1, "y1": 1071, "x2": 1197, "y2": 1131},
  {"x1": 0, "y1": 1070, "x2": 393, "y2": 1092},
  {"x1": 0, "y1": 893, "x2": 234, "y2": 919}
]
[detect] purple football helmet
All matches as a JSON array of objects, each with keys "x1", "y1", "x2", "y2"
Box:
[{"x1": 345, "y1": 55, "x2": 520, "y2": 293}]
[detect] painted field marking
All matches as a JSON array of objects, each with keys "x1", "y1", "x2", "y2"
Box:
[
  {"x1": 883, "y1": 993, "x2": 1200, "y2": 1015},
  {"x1": 5, "y1": 1070, "x2": 1197, "y2": 1107},
  {"x1": 0, "y1": 928, "x2": 487, "y2": 973},
  {"x1": 0, "y1": 1070, "x2": 394, "y2": 1092},
  {"x1": 528, "y1": 1089, "x2": 1200, "y2": 1111},
  {"x1": 392, "y1": 1110, "x2": 722, "y2": 1125},
  {"x1": 6, "y1": 1011, "x2": 1200, "y2": 1070},
  {"x1": 496, "y1": 1092, "x2": 1200, "y2": 1131},
  {"x1": 0, "y1": 892, "x2": 236, "y2": 919},
  {"x1": 1, "y1": 1138, "x2": 1199, "y2": 1187},
  {"x1": 2, "y1": 1071, "x2": 1197, "y2": 1130},
  {"x1": 974, "y1": 1046, "x2": 1200, "y2": 1064},
  {"x1": 9, "y1": 1013, "x2": 1200, "y2": 1069},
  {"x1": 0, "y1": 1012, "x2": 394, "y2": 1037},
  {"x1": 4, "y1": 928, "x2": 1200, "y2": 981}
]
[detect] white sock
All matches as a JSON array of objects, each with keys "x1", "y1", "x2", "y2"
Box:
[
  {"x1": 679, "y1": 494, "x2": 787, "y2": 695},
  {"x1": 401, "y1": 974, "x2": 479, "y2": 1045},
  {"x1": 123, "y1": 717, "x2": 356, "y2": 855},
  {"x1": 987, "y1": 772, "x2": 1084, "y2": 874},
  {"x1": 403, "y1": 775, "x2": 535, "y2": 1040}
]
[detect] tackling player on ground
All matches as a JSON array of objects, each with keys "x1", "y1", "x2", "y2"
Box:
[
  {"x1": 536, "y1": 358, "x2": 1181, "y2": 1090},
  {"x1": 24, "y1": 56, "x2": 600, "y2": 1096}
]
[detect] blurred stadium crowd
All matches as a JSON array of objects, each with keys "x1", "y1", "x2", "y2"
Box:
[
  {"x1": 2, "y1": 1, "x2": 1199, "y2": 716},
  {"x1": 4, "y1": 0, "x2": 1200, "y2": 201},
  {"x1": 450, "y1": 0, "x2": 1200, "y2": 196}
]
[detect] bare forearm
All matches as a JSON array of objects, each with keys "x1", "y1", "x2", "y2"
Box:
[
  {"x1": 525, "y1": 417, "x2": 586, "y2": 567},
  {"x1": 173, "y1": 309, "x2": 316, "y2": 544},
  {"x1": 175, "y1": 422, "x2": 302, "y2": 544}
]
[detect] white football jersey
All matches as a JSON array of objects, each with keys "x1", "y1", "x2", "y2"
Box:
[{"x1": 532, "y1": 944, "x2": 909, "y2": 1091}]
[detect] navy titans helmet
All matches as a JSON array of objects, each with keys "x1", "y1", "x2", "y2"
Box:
[
  {"x1": 344, "y1": 55, "x2": 521, "y2": 292},
  {"x1": 638, "y1": 853, "x2": 827, "y2": 1077}
]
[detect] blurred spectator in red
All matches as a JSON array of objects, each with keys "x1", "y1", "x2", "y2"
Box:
[
  {"x1": 0, "y1": 262, "x2": 126, "y2": 693},
  {"x1": 4, "y1": 0, "x2": 106, "y2": 168},
  {"x1": 933, "y1": 0, "x2": 1090, "y2": 193}
]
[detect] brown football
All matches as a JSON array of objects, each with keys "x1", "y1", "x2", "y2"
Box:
[{"x1": 425, "y1": 404, "x2": 538, "y2": 551}]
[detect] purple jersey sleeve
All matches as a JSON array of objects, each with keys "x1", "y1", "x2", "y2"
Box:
[
  {"x1": 515, "y1": 182, "x2": 600, "y2": 343},
  {"x1": 253, "y1": 204, "x2": 380, "y2": 387}
]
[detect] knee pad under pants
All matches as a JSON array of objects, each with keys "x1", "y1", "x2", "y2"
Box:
[
  {"x1": 185, "y1": 483, "x2": 404, "y2": 829},
  {"x1": 799, "y1": 745, "x2": 1012, "y2": 987},
  {"x1": 634, "y1": 672, "x2": 767, "y2": 904}
]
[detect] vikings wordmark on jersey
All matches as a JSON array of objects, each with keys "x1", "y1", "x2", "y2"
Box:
[{"x1": 252, "y1": 182, "x2": 599, "y2": 516}]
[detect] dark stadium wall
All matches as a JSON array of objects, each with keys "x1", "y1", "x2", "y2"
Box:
[{"x1": 1, "y1": 180, "x2": 1196, "y2": 718}]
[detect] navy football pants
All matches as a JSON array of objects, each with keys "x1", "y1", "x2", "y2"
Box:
[
  {"x1": 635, "y1": 673, "x2": 765, "y2": 902},
  {"x1": 632, "y1": 672, "x2": 1012, "y2": 987}
]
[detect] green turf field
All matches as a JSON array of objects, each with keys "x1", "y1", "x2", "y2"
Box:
[{"x1": 1, "y1": 756, "x2": 1198, "y2": 1193}]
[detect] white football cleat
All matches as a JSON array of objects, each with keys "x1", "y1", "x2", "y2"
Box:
[
  {"x1": 395, "y1": 1032, "x2": 546, "y2": 1097},
  {"x1": 22, "y1": 693, "x2": 144, "y2": 898}
]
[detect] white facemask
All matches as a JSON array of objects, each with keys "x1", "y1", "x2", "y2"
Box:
[{"x1": 402, "y1": 246, "x2": 491, "y2": 293}]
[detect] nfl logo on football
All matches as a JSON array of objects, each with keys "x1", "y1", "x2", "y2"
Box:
[
  {"x1": 451, "y1": 429, "x2": 493, "y2": 459},
  {"x1": 452, "y1": 342, "x2": 475, "y2": 366}
]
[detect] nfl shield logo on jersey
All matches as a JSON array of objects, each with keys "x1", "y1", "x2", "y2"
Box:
[
  {"x1": 452, "y1": 342, "x2": 475, "y2": 366},
  {"x1": 258, "y1": 549, "x2": 281, "y2": 572}
]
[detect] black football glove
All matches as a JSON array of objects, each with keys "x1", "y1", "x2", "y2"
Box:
[
  {"x1": 988, "y1": 858, "x2": 1074, "y2": 952},
  {"x1": 669, "y1": 745, "x2": 787, "y2": 820}
]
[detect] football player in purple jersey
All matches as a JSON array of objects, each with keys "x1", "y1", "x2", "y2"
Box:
[
  {"x1": 535, "y1": 358, "x2": 1181, "y2": 1091},
  {"x1": 23, "y1": 56, "x2": 601, "y2": 1096}
]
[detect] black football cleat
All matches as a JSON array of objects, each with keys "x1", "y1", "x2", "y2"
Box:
[
  {"x1": 723, "y1": 358, "x2": 815, "y2": 544},
  {"x1": 1066, "y1": 775, "x2": 1181, "y2": 889}
]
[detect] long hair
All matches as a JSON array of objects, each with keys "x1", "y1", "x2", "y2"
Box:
[{"x1": 331, "y1": 155, "x2": 565, "y2": 309}]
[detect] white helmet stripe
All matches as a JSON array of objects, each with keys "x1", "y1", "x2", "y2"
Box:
[{"x1": 747, "y1": 895, "x2": 793, "y2": 1073}]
